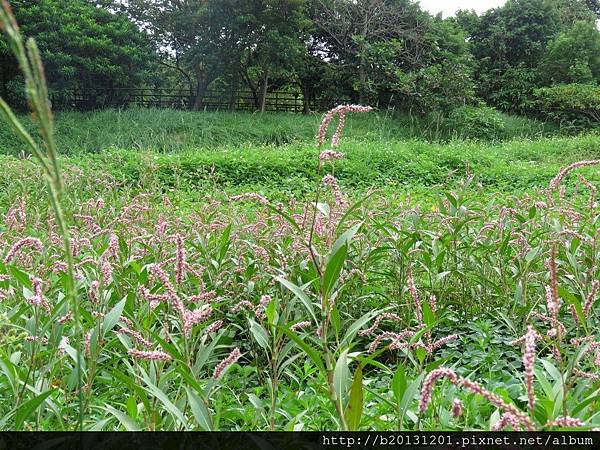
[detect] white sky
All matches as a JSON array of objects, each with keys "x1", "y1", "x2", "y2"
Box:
[{"x1": 419, "y1": 0, "x2": 507, "y2": 17}]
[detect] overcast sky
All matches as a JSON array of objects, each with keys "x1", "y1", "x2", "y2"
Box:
[{"x1": 419, "y1": 0, "x2": 507, "y2": 17}]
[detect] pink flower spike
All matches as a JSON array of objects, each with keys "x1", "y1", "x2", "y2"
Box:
[
  {"x1": 128, "y1": 348, "x2": 172, "y2": 361},
  {"x1": 584, "y1": 280, "x2": 599, "y2": 315},
  {"x1": 545, "y1": 416, "x2": 586, "y2": 428},
  {"x1": 522, "y1": 326, "x2": 537, "y2": 413},
  {"x1": 213, "y1": 347, "x2": 242, "y2": 380},
  {"x1": 451, "y1": 399, "x2": 463, "y2": 418},
  {"x1": 204, "y1": 320, "x2": 224, "y2": 334},
  {"x1": 418, "y1": 367, "x2": 458, "y2": 414},
  {"x1": 4, "y1": 237, "x2": 43, "y2": 264}
]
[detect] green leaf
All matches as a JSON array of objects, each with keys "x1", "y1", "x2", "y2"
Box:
[
  {"x1": 276, "y1": 276, "x2": 318, "y2": 324},
  {"x1": 422, "y1": 299, "x2": 434, "y2": 327},
  {"x1": 141, "y1": 379, "x2": 188, "y2": 428},
  {"x1": 331, "y1": 222, "x2": 362, "y2": 257},
  {"x1": 102, "y1": 297, "x2": 126, "y2": 335},
  {"x1": 323, "y1": 243, "x2": 347, "y2": 300},
  {"x1": 217, "y1": 224, "x2": 232, "y2": 263},
  {"x1": 333, "y1": 349, "x2": 349, "y2": 406},
  {"x1": 398, "y1": 373, "x2": 425, "y2": 430},
  {"x1": 186, "y1": 388, "x2": 213, "y2": 431},
  {"x1": 279, "y1": 326, "x2": 325, "y2": 374},
  {"x1": 339, "y1": 309, "x2": 383, "y2": 349},
  {"x1": 103, "y1": 405, "x2": 141, "y2": 431},
  {"x1": 345, "y1": 365, "x2": 363, "y2": 431},
  {"x1": 249, "y1": 318, "x2": 270, "y2": 350},
  {"x1": 392, "y1": 365, "x2": 407, "y2": 402},
  {"x1": 15, "y1": 389, "x2": 55, "y2": 429}
]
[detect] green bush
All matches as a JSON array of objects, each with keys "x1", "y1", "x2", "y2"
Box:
[
  {"x1": 534, "y1": 83, "x2": 600, "y2": 128},
  {"x1": 444, "y1": 105, "x2": 506, "y2": 140}
]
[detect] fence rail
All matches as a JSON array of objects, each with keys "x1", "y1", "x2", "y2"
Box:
[{"x1": 51, "y1": 87, "x2": 342, "y2": 113}]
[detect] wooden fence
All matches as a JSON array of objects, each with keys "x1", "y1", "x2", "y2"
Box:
[{"x1": 51, "y1": 87, "x2": 341, "y2": 112}]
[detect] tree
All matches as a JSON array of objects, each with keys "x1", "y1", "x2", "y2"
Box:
[
  {"x1": 237, "y1": 0, "x2": 310, "y2": 112},
  {"x1": 540, "y1": 20, "x2": 600, "y2": 84},
  {"x1": 314, "y1": 0, "x2": 430, "y2": 104},
  {"x1": 0, "y1": 0, "x2": 153, "y2": 108},
  {"x1": 123, "y1": 0, "x2": 247, "y2": 110}
]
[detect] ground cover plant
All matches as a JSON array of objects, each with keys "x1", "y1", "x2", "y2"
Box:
[{"x1": 1, "y1": 1, "x2": 600, "y2": 432}]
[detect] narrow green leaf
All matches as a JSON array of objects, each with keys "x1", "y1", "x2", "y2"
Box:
[
  {"x1": 279, "y1": 326, "x2": 325, "y2": 374},
  {"x1": 186, "y1": 388, "x2": 213, "y2": 431},
  {"x1": 249, "y1": 318, "x2": 270, "y2": 350},
  {"x1": 276, "y1": 276, "x2": 318, "y2": 323},
  {"x1": 345, "y1": 365, "x2": 364, "y2": 431},
  {"x1": 323, "y1": 243, "x2": 347, "y2": 299},
  {"x1": 333, "y1": 349, "x2": 349, "y2": 406},
  {"x1": 15, "y1": 389, "x2": 55, "y2": 429},
  {"x1": 102, "y1": 297, "x2": 126, "y2": 335},
  {"x1": 103, "y1": 405, "x2": 141, "y2": 431}
]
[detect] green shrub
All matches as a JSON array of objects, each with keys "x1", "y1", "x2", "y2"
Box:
[
  {"x1": 444, "y1": 105, "x2": 506, "y2": 140},
  {"x1": 534, "y1": 83, "x2": 600, "y2": 128}
]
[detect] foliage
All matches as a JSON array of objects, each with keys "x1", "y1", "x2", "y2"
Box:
[
  {"x1": 2, "y1": 0, "x2": 600, "y2": 433},
  {"x1": 0, "y1": 108, "x2": 558, "y2": 155},
  {"x1": 443, "y1": 106, "x2": 506, "y2": 141},
  {"x1": 540, "y1": 21, "x2": 600, "y2": 85},
  {"x1": 0, "y1": 0, "x2": 153, "y2": 109},
  {"x1": 534, "y1": 84, "x2": 600, "y2": 128}
]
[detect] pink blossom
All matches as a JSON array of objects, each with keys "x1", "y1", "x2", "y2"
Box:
[
  {"x1": 290, "y1": 321, "x2": 311, "y2": 332},
  {"x1": 85, "y1": 331, "x2": 92, "y2": 357},
  {"x1": 545, "y1": 416, "x2": 586, "y2": 428},
  {"x1": 319, "y1": 150, "x2": 344, "y2": 161},
  {"x1": 183, "y1": 306, "x2": 212, "y2": 336},
  {"x1": 204, "y1": 320, "x2": 224, "y2": 334},
  {"x1": 359, "y1": 313, "x2": 402, "y2": 337},
  {"x1": 89, "y1": 280, "x2": 100, "y2": 303},
  {"x1": 128, "y1": 348, "x2": 172, "y2": 361},
  {"x1": 549, "y1": 160, "x2": 600, "y2": 191},
  {"x1": 451, "y1": 399, "x2": 463, "y2": 418},
  {"x1": 322, "y1": 174, "x2": 347, "y2": 207},
  {"x1": 174, "y1": 234, "x2": 186, "y2": 285},
  {"x1": 101, "y1": 256, "x2": 113, "y2": 285},
  {"x1": 407, "y1": 269, "x2": 423, "y2": 326},
  {"x1": 4, "y1": 237, "x2": 43, "y2": 264},
  {"x1": 418, "y1": 367, "x2": 459, "y2": 414},
  {"x1": 118, "y1": 328, "x2": 153, "y2": 348},
  {"x1": 584, "y1": 280, "x2": 599, "y2": 315},
  {"x1": 522, "y1": 326, "x2": 537, "y2": 412},
  {"x1": 29, "y1": 275, "x2": 51, "y2": 313},
  {"x1": 492, "y1": 413, "x2": 523, "y2": 431},
  {"x1": 107, "y1": 233, "x2": 119, "y2": 260},
  {"x1": 213, "y1": 347, "x2": 242, "y2": 380},
  {"x1": 149, "y1": 264, "x2": 184, "y2": 315},
  {"x1": 316, "y1": 104, "x2": 372, "y2": 148},
  {"x1": 58, "y1": 312, "x2": 72, "y2": 325}
]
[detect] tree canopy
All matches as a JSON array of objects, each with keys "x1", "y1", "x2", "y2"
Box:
[
  {"x1": 2, "y1": 0, "x2": 600, "y2": 117},
  {"x1": 0, "y1": 0, "x2": 153, "y2": 107}
]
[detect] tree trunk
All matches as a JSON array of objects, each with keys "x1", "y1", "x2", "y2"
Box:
[
  {"x1": 301, "y1": 84, "x2": 311, "y2": 115},
  {"x1": 259, "y1": 72, "x2": 269, "y2": 113},
  {"x1": 192, "y1": 78, "x2": 209, "y2": 111},
  {"x1": 358, "y1": 64, "x2": 367, "y2": 104},
  {"x1": 228, "y1": 72, "x2": 239, "y2": 110}
]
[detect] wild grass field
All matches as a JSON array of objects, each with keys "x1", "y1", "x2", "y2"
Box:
[{"x1": 1, "y1": 102, "x2": 600, "y2": 431}]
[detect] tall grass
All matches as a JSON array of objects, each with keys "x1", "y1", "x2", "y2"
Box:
[
  {"x1": 0, "y1": 107, "x2": 562, "y2": 156},
  {"x1": 0, "y1": 0, "x2": 82, "y2": 430}
]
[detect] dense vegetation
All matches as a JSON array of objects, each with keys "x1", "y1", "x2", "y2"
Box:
[
  {"x1": 1, "y1": 0, "x2": 600, "y2": 434},
  {"x1": 1, "y1": 0, "x2": 600, "y2": 127}
]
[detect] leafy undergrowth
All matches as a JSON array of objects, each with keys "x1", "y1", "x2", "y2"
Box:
[
  {"x1": 0, "y1": 108, "x2": 559, "y2": 156},
  {"x1": 2, "y1": 133, "x2": 600, "y2": 203},
  {"x1": 0, "y1": 157, "x2": 599, "y2": 430}
]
